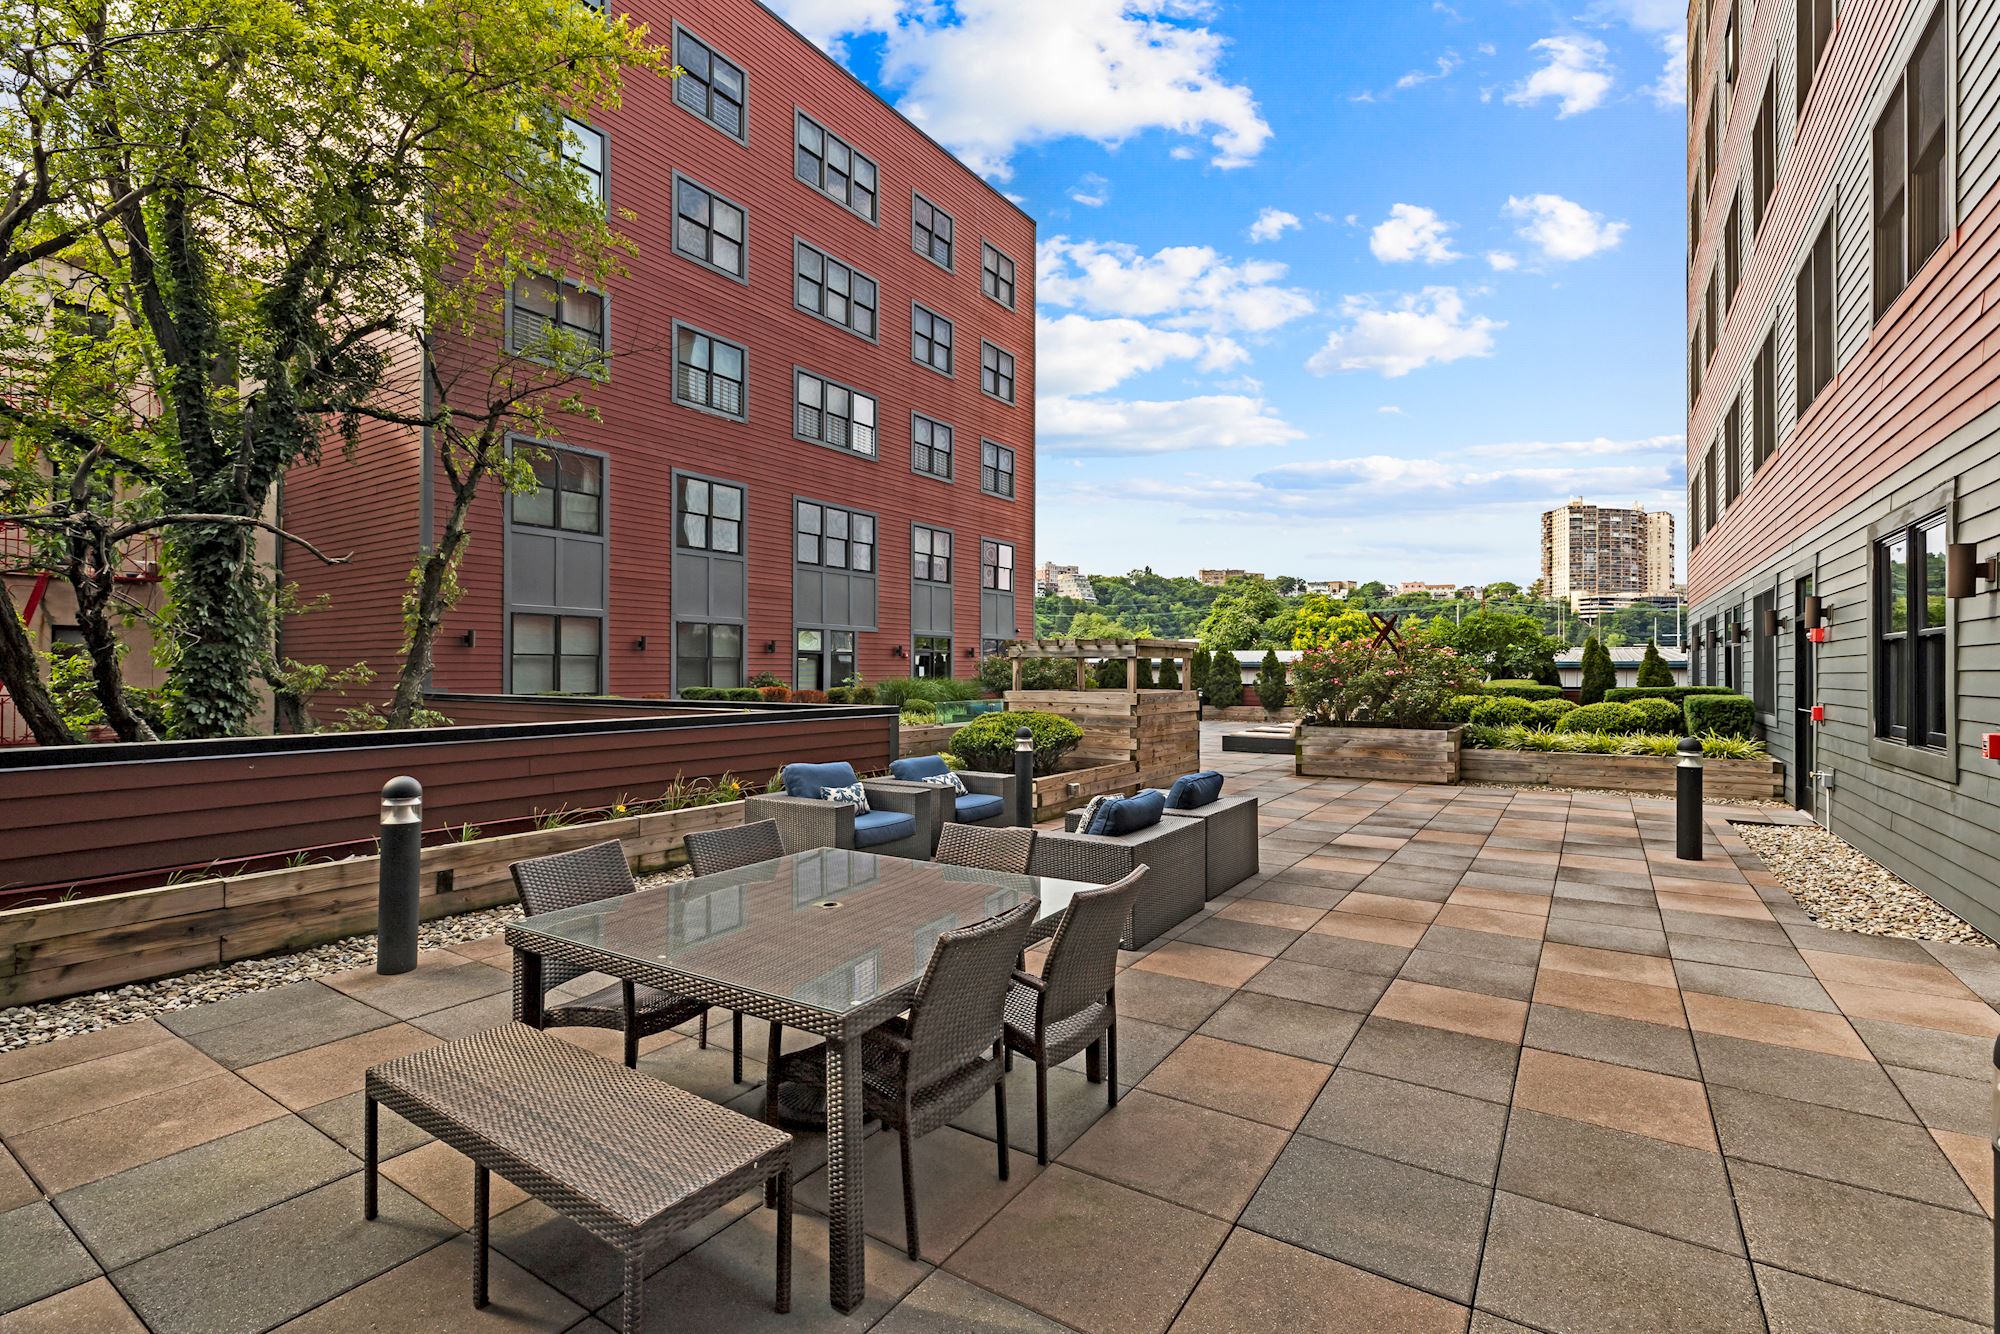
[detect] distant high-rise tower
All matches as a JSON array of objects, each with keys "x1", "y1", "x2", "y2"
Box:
[{"x1": 1541, "y1": 500, "x2": 1675, "y2": 608}]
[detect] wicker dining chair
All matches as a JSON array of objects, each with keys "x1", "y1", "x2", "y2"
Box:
[
  {"x1": 934, "y1": 823, "x2": 1037, "y2": 876},
  {"x1": 765, "y1": 900, "x2": 1038, "y2": 1260},
  {"x1": 510, "y1": 840, "x2": 712, "y2": 1070},
  {"x1": 1003, "y1": 867, "x2": 1146, "y2": 1164},
  {"x1": 680, "y1": 820, "x2": 787, "y2": 1082}
]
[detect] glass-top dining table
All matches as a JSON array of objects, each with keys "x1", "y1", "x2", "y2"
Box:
[{"x1": 504, "y1": 847, "x2": 1097, "y2": 1313}]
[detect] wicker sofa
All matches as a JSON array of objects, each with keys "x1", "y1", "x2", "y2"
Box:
[
  {"x1": 744, "y1": 762, "x2": 936, "y2": 860},
  {"x1": 1031, "y1": 807, "x2": 1204, "y2": 949},
  {"x1": 887, "y1": 754, "x2": 1020, "y2": 852},
  {"x1": 1159, "y1": 794, "x2": 1259, "y2": 898}
]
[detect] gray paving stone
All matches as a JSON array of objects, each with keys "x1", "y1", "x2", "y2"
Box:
[
  {"x1": 1242, "y1": 1137, "x2": 1489, "y2": 1304},
  {"x1": 1783, "y1": 927, "x2": 1940, "y2": 963},
  {"x1": 1662, "y1": 911, "x2": 1792, "y2": 946},
  {"x1": 1691, "y1": 1032, "x2": 1916, "y2": 1122},
  {"x1": 1851, "y1": 1018, "x2": 1987, "y2": 1081},
  {"x1": 404, "y1": 992, "x2": 516, "y2": 1040},
  {"x1": 1667, "y1": 934, "x2": 1815, "y2": 976},
  {"x1": 161, "y1": 982, "x2": 392, "y2": 1070},
  {"x1": 1299, "y1": 1069, "x2": 1508, "y2": 1184},
  {"x1": 1340, "y1": 1016, "x2": 1521, "y2": 1104},
  {"x1": 1672, "y1": 960, "x2": 1838, "y2": 1013},
  {"x1": 1279, "y1": 931, "x2": 1411, "y2": 977},
  {"x1": 1113, "y1": 969, "x2": 1235, "y2": 1032},
  {"x1": 1416, "y1": 924, "x2": 1543, "y2": 968},
  {"x1": 298, "y1": 1090, "x2": 431, "y2": 1158},
  {"x1": 1523, "y1": 1004, "x2": 1701, "y2": 1079},
  {"x1": 1197, "y1": 992, "x2": 1363, "y2": 1065},
  {"x1": 1709, "y1": 1085, "x2": 1980, "y2": 1212},
  {"x1": 871, "y1": 1272, "x2": 1070, "y2": 1333},
  {"x1": 1548, "y1": 899, "x2": 1661, "y2": 930},
  {"x1": 491, "y1": 1192, "x2": 757, "y2": 1311},
  {"x1": 1060, "y1": 1015, "x2": 1183, "y2": 1086},
  {"x1": 1398, "y1": 947, "x2": 1538, "y2": 1001},
  {"x1": 1541, "y1": 918, "x2": 1670, "y2": 957},
  {"x1": 0, "y1": 1202, "x2": 100, "y2": 1316},
  {"x1": 54, "y1": 1116, "x2": 357, "y2": 1269},
  {"x1": 1494, "y1": 1108, "x2": 1743, "y2": 1254},
  {"x1": 1176, "y1": 916, "x2": 1303, "y2": 958},
  {"x1": 1754, "y1": 1263, "x2": 1989, "y2": 1333},
  {"x1": 1881, "y1": 1064, "x2": 1985, "y2": 1137},
  {"x1": 1240, "y1": 958, "x2": 1394, "y2": 1014}
]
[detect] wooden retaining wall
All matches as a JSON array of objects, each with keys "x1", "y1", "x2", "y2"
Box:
[
  {"x1": 1460, "y1": 750, "x2": 1786, "y2": 799},
  {"x1": 897, "y1": 724, "x2": 958, "y2": 758},
  {"x1": 1297, "y1": 726, "x2": 1465, "y2": 785},
  {"x1": 0, "y1": 802, "x2": 748, "y2": 1006},
  {"x1": 1003, "y1": 690, "x2": 1202, "y2": 819}
]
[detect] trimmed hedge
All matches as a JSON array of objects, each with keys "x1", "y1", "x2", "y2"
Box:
[
  {"x1": 1686, "y1": 693, "x2": 1757, "y2": 739},
  {"x1": 1603, "y1": 686, "x2": 1739, "y2": 705},
  {"x1": 681, "y1": 687, "x2": 762, "y2": 701},
  {"x1": 949, "y1": 710, "x2": 1085, "y2": 775},
  {"x1": 1480, "y1": 680, "x2": 1565, "y2": 700},
  {"x1": 1556, "y1": 701, "x2": 1681, "y2": 736}
]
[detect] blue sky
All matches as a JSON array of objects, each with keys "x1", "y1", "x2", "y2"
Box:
[{"x1": 770, "y1": 0, "x2": 1688, "y2": 586}]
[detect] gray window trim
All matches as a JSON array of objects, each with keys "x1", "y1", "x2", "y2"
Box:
[
  {"x1": 978, "y1": 438, "x2": 1016, "y2": 500},
  {"x1": 1794, "y1": 193, "x2": 1838, "y2": 421},
  {"x1": 503, "y1": 273, "x2": 609, "y2": 376},
  {"x1": 670, "y1": 171, "x2": 749, "y2": 285},
  {"x1": 910, "y1": 520, "x2": 954, "y2": 584},
  {"x1": 503, "y1": 434, "x2": 609, "y2": 696},
  {"x1": 909, "y1": 410, "x2": 954, "y2": 484},
  {"x1": 1866, "y1": 1, "x2": 1955, "y2": 328},
  {"x1": 672, "y1": 22, "x2": 749, "y2": 146},
  {"x1": 793, "y1": 108, "x2": 880, "y2": 226},
  {"x1": 793, "y1": 496, "x2": 880, "y2": 576},
  {"x1": 670, "y1": 320, "x2": 749, "y2": 423},
  {"x1": 980, "y1": 240, "x2": 1018, "y2": 310},
  {"x1": 672, "y1": 468, "x2": 748, "y2": 557},
  {"x1": 909, "y1": 299, "x2": 954, "y2": 378},
  {"x1": 979, "y1": 536, "x2": 1016, "y2": 592},
  {"x1": 669, "y1": 466, "x2": 749, "y2": 698},
  {"x1": 911, "y1": 189, "x2": 954, "y2": 272},
  {"x1": 1865, "y1": 480, "x2": 1958, "y2": 784},
  {"x1": 560, "y1": 116, "x2": 610, "y2": 220},
  {"x1": 791, "y1": 236, "x2": 880, "y2": 344},
  {"x1": 792, "y1": 365, "x2": 880, "y2": 460},
  {"x1": 979, "y1": 339, "x2": 1016, "y2": 405}
]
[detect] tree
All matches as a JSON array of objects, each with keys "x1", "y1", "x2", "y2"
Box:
[
  {"x1": 1190, "y1": 645, "x2": 1211, "y2": 690},
  {"x1": 1256, "y1": 649, "x2": 1289, "y2": 715},
  {"x1": 1204, "y1": 651, "x2": 1242, "y2": 708},
  {"x1": 1637, "y1": 639, "x2": 1674, "y2": 687},
  {"x1": 1579, "y1": 636, "x2": 1615, "y2": 704},
  {"x1": 1440, "y1": 611, "x2": 1561, "y2": 682},
  {"x1": 1197, "y1": 576, "x2": 1287, "y2": 651},
  {"x1": 1154, "y1": 656, "x2": 1177, "y2": 689},
  {"x1": 1290, "y1": 597, "x2": 1372, "y2": 650},
  {"x1": 1134, "y1": 657, "x2": 1155, "y2": 688},
  {"x1": 1063, "y1": 609, "x2": 1137, "y2": 640}
]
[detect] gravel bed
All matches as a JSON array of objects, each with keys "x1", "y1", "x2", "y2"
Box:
[
  {"x1": 0, "y1": 866, "x2": 692, "y2": 1054},
  {"x1": 1735, "y1": 822, "x2": 1994, "y2": 947}
]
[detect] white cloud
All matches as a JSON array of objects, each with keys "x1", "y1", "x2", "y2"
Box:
[
  {"x1": 1585, "y1": 0, "x2": 1686, "y2": 105},
  {"x1": 1247, "y1": 207, "x2": 1300, "y2": 243},
  {"x1": 1369, "y1": 204, "x2": 1462, "y2": 264},
  {"x1": 1037, "y1": 236, "x2": 1315, "y2": 335},
  {"x1": 767, "y1": 0, "x2": 900, "y2": 56},
  {"x1": 1069, "y1": 173, "x2": 1111, "y2": 207},
  {"x1": 1041, "y1": 394, "x2": 1304, "y2": 455},
  {"x1": 1505, "y1": 193, "x2": 1628, "y2": 261},
  {"x1": 1307, "y1": 287, "x2": 1502, "y2": 378},
  {"x1": 1485, "y1": 250, "x2": 1519, "y2": 271},
  {"x1": 1035, "y1": 313, "x2": 1244, "y2": 398},
  {"x1": 1397, "y1": 51, "x2": 1462, "y2": 89},
  {"x1": 1506, "y1": 35, "x2": 1613, "y2": 117},
  {"x1": 1378, "y1": 405, "x2": 1405, "y2": 415}
]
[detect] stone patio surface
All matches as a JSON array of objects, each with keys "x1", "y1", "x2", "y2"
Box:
[{"x1": 3, "y1": 724, "x2": 1995, "y2": 1332}]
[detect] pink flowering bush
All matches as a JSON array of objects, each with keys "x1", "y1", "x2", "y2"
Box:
[{"x1": 1290, "y1": 635, "x2": 1483, "y2": 728}]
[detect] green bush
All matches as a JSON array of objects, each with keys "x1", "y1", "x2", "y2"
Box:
[
  {"x1": 1469, "y1": 696, "x2": 1534, "y2": 726},
  {"x1": 1579, "y1": 637, "x2": 1615, "y2": 705},
  {"x1": 1685, "y1": 693, "x2": 1756, "y2": 739},
  {"x1": 878, "y1": 675, "x2": 990, "y2": 707},
  {"x1": 1135, "y1": 657, "x2": 1156, "y2": 688},
  {"x1": 1090, "y1": 657, "x2": 1128, "y2": 688},
  {"x1": 1636, "y1": 640, "x2": 1675, "y2": 688},
  {"x1": 1628, "y1": 698, "x2": 1686, "y2": 732},
  {"x1": 948, "y1": 710, "x2": 1085, "y2": 775},
  {"x1": 1603, "y1": 685, "x2": 1738, "y2": 705},
  {"x1": 681, "y1": 687, "x2": 762, "y2": 701},
  {"x1": 1439, "y1": 694, "x2": 1484, "y2": 725},
  {"x1": 1480, "y1": 680, "x2": 1565, "y2": 700},
  {"x1": 1157, "y1": 656, "x2": 1180, "y2": 690},
  {"x1": 1203, "y1": 652, "x2": 1240, "y2": 707},
  {"x1": 1463, "y1": 725, "x2": 1767, "y2": 760},
  {"x1": 1556, "y1": 702, "x2": 1646, "y2": 735},
  {"x1": 1256, "y1": 649, "x2": 1289, "y2": 714},
  {"x1": 898, "y1": 698, "x2": 937, "y2": 723},
  {"x1": 1526, "y1": 698, "x2": 1577, "y2": 726},
  {"x1": 1190, "y1": 647, "x2": 1212, "y2": 691}
]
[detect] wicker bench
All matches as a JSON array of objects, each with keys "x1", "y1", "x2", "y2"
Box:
[{"x1": 364, "y1": 1024, "x2": 793, "y2": 1333}]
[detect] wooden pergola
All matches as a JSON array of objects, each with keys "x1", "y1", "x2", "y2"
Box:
[{"x1": 1003, "y1": 637, "x2": 1199, "y2": 691}]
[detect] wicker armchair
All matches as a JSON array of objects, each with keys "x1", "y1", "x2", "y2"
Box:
[
  {"x1": 765, "y1": 900, "x2": 1037, "y2": 1260},
  {"x1": 1004, "y1": 869, "x2": 1144, "y2": 1164},
  {"x1": 680, "y1": 819, "x2": 787, "y2": 1081},
  {"x1": 887, "y1": 755, "x2": 1020, "y2": 847},
  {"x1": 1030, "y1": 810, "x2": 1205, "y2": 949},
  {"x1": 935, "y1": 824, "x2": 1037, "y2": 875},
  {"x1": 1159, "y1": 795, "x2": 1260, "y2": 898},
  {"x1": 744, "y1": 763, "x2": 936, "y2": 860},
  {"x1": 509, "y1": 841, "x2": 712, "y2": 1070}
]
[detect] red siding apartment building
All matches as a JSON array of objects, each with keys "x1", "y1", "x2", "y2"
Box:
[{"x1": 279, "y1": 0, "x2": 1035, "y2": 703}]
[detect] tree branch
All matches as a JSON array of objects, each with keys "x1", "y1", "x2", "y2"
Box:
[{"x1": 107, "y1": 514, "x2": 351, "y2": 565}]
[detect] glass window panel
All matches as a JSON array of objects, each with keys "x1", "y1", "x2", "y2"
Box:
[
  {"x1": 559, "y1": 617, "x2": 599, "y2": 654},
  {"x1": 826, "y1": 508, "x2": 848, "y2": 539},
  {"x1": 712, "y1": 343, "x2": 742, "y2": 380},
  {"x1": 513, "y1": 656, "x2": 554, "y2": 694},
  {"x1": 713, "y1": 201, "x2": 742, "y2": 240},
  {"x1": 681, "y1": 513, "x2": 707, "y2": 547},
  {"x1": 560, "y1": 654, "x2": 599, "y2": 694},
  {"x1": 712, "y1": 484, "x2": 741, "y2": 520},
  {"x1": 513, "y1": 614, "x2": 555, "y2": 654},
  {"x1": 852, "y1": 395, "x2": 874, "y2": 428},
  {"x1": 712, "y1": 519, "x2": 739, "y2": 553},
  {"x1": 1885, "y1": 536, "x2": 1909, "y2": 632},
  {"x1": 797, "y1": 502, "x2": 820, "y2": 534},
  {"x1": 851, "y1": 514, "x2": 873, "y2": 544}
]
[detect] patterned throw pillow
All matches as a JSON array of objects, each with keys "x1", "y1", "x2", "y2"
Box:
[
  {"x1": 918, "y1": 770, "x2": 968, "y2": 797},
  {"x1": 1074, "y1": 794, "x2": 1110, "y2": 834},
  {"x1": 822, "y1": 782, "x2": 870, "y2": 813}
]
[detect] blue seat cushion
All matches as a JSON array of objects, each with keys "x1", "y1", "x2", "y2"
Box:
[
  {"x1": 783, "y1": 761, "x2": 859, "y2": 800},
  {"x1": 955, "y1": 793, "x2": 1005, "y2": 822},
  {"x1": 889, "y1": 754, "x2": 950, "y2": 781},
  {"x1": 1164, "y1": 770, "x2": 1226, "y2": 810},
  {"x1": 1086, "y1": 788, "x2": 1165, "y2": 836},
  {"x1": 852, "y1": 809, "x2": 917, "y2": 848}
]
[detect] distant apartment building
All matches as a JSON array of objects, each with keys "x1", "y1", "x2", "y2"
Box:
[
  {"x1": 279, "y1": 0, "x2": 1036, "y2": 700},
  {"x1": 1684, "y1": 0, "x2": 2000, "y2": 935},
  {"x1": 1304, "y1": 580, "x2": 1354, "y2": 598},
  {"x1": 1034, "y1": 562, "x2": 1095, "y2": 602},
  {"x1": 1395, "y1": 581, "x2": 1459, "y2": 597},
  {"x1": 1540, "y1": 500, "x2": 1676, "y2": 610},
  {"x1": 1198, "y1": 569, "x2": 1263, "y2": 586}
]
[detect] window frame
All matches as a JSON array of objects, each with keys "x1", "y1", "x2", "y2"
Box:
[
  {"x1": 671, "y1": 172, "x2": 748, "y2": 284},
  {"x1": 791, "y1": 237, "x2": 880, "y2": 343},
  {"x1": 1752, "y1": 585, "x2": 1778, "y2": 721},
  {"x1": 673, "y1": 472, "x2": 745, "y2": 557},
  {"x1": 1723, "y1": 396, "x2": 1742, "y2": 507},
  {"x1": 559, "y1": 117, "x2": 608, "y2": 215},
  {"x1": 792, "y1": 367, "x2": 880, "y2": 459},
  {"x1": 670, "y1": 321, "x2": 748, "y2": 424},
  {"x1": 1723, "y1": 192, "x2": 1742, "y2": 302},
  {"x1": 505, "y1": 273, "x2": 609, "y2": 370},
  {"x1": 1794, "y1": 210, "x2": 1837, "y2": 418},
  {"x1": 1752, "y1": 326, "x2": 1777, "y2": 472},
  {"x1": 1796, "y1": 0, "x2": 1838, "y2": 116},
  {"x1": 504, "y1": 436, "x2": 608, "y2": 698},
  {"x1": 980, "y1": 340, "x2": 1016, "y2": 405},
  {"x1": 910, "y1": 411, "x2": 954, "y2": 483},
  {"x1": 1871, "y1": 4, "x2": 1951, "y2": 323},
  {"x1": 979, "y1": 439, "x2": 1016, "y2": 500},
  {"x1": 794, "y1": 110, "x2": 879, "y2": 225},
  {"x1": 981, "y1": 242, "x2": 1017, "y2": 310},
  {"x1": 510, "y1": 439, "x2": 604, "y2": 536},
  {"x1": 910, "y1": 300, "x2": 954, "y2": 378},
  {"x1": 1752, "y1": 79, "x2": 1778, "y2": 236},
  {"x1": 1866, "y1": 483, "x2": 1957, "y2": 782},
  {"x1": 980, "y1": 539, "x2": 1015, "y2": 592},
  {"x1": 672, "y1": 23, "x2": 749, "y2": 145},
  {"x1": 911, "y1": 523, "x2": 953, "y2": 583},
  {"x1": 793, "y1": 499, "x2": 877, "y2": 573},
  {"x1": 912, "y1": 635, "x2": 952, "y2": 679},
  {"x1": 911, "y1": 190, "x2": 954, "y2": 271}
]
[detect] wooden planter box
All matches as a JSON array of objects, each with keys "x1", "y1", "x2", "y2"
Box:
[
  {"x1": 897, "y1": 723, "x2": 958, "y2": 757},
  {"x1": 1296, "y1": 724, "x2": 1464, "y2": 784},
  {"x1": 1460, "y1": 749, "x2": 1784, "y2": 799}
]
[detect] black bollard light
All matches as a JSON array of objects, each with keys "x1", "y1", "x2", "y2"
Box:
[
  {"x1": 1675, "y1": 736, "x2": 1704, "y2": 862},
  {"x1": 377, "y1": 776, "x2": 423, "y2": 975},
  {"x1": 1991, "y1": 1035, "x2": 1999, "y2": 1329},
  {"x1": 1013, "y1": 726, "x2": 1035, "y2": 828}
]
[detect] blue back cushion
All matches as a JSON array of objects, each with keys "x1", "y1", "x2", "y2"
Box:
[
  {"x1": 1164, "y1": 770, "x2": 1226, "y2": 810},
  {"x1": 1086, "y1": 788, "x2": 1165, "y2": 836},
  {"x1": 889, "y1": 754, "x2": 950, "y2": 781},
  {"x1": 783, "y1": 761, "x2": 859, "y2": 800}
]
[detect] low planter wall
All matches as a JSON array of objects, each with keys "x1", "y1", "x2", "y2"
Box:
[
  {"x1": 1296, "y1": 724, "x2": 1464, "y2": 784},
  {"x1": 0, "y1": 801, "x2": 747, "y2": 1006},
  {"x1": 1461, "y1": 749, "x2": 1784, "y2": 799},
  {"x1": 1208, "y1": 706, "x2": 1297, "y2": 724},
  {"x1": 898, "y1": 723, "x2": 958, "y2": 757},
  {"x1": 1029, "y1": 759, "x2": 1144, "y2": 822}
]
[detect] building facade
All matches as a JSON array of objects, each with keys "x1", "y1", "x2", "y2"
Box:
[
  {"x1": 1035, "y1": 562, "x2": 1096, "y2": 601},
  {"x1": 1685, "y1": 0, "x2": 2000, "y2": 933},
  {"x1": 280, "y1": 0, "x2": 1035, "y2": 702},
  {"x1": 1540, "y1": 499, "x2": 1676, "y2": 609},
  {"x1": 1198, "y1": 569, "x2": 1263, "y2": 586}
]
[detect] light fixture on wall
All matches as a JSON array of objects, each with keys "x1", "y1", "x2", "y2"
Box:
[
  {"x1": 890, "y1": 645, "x2": 907, "y2": 658},
  {"x1": 634, "y1": 636, "x2": 648, "y2": 651},
  {"x1": 763, "y1": 641, "x2": 777, "y2": 654},
  {"x1": 1946, "y1": 543, "x2": 1999, "y2": 599},
  {"x1": 1731, "y1": 622, "x2": 1748, "y2": 644},
  {"x1": 1761, "y1": 607, "x2": 1787, "y2": 636},
  {"x1": 460, "y1": 629, "x2": 477, "y2": 647},
  {"x1": 963, "y1": 647, "x2": 977, "y2": 658},
  {"x1": 1802, "y1": 595, "x2": 1825, "y2": 630}
]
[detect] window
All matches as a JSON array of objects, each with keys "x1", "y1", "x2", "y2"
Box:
[
  {"x1": 1704, "y1": 443, "x2": 1718, "y2": 533},
  {"x1": 1704, "y1": 268, "x2": 1720, "y2": 359},
  {"x1": 793, "y1": 240, "x2": 878, "y2": 340},
  {"x1": 674, "y1": 27, "x2": 746, "y2": 140},
  {"x1": 1752, "y1": 80, "x2": 1778, "y2": 234},
  {"x1": 1724, "y1": 398, "x2": 1742, "y2": 505},
  {"x1": 912, "y1": 192, "x2": 952, "y2": 269},
  {"x1": 795, "y1": 113, "x2": 877, "y2": 223},
  {"x1": 674, "y1": 176, "x2": 745, "y2": 280},
  {"x1": 913, "y1": 635, "x2": 951, "y2": 678},
  {"x1": 1723, "y1": 607, "x2": 1743, "y2": 691},
  {"x1": 1724, "y1": 195, "x2": 1742, "y2": 301},
  {"x1": 980, "y1": 440, "x2": 1015, "y2": 498},
  {"x1": 1689, "y1": 189, "x2": 1701, "y2": 262},
  {"x1": 561, "y1": 118, "x2": 606, "y2": 208},
  {"x1": 1875, "y1": 511, "x2": 1947, "y2": 748},
  {"x1": 1689, "y1": 328, "x2": 1703, "y2": 405},
  {"x1": 980, "y1": 540, "x2": 1014, "y2": 592},
  {"x1": 980, "y1": 342, "x2": 1015, "y2": 403},
  {"x1": 1704, "y1": 89, "x2": 1720, "y2": 193},
  {"x1": 672, "y1": 326, "x2": 746, "y2": 420},
  {"x1": 912, "y1": 413, "x2": 953, "y2": 480},
  {"x1": 508, "y1": 275, "x2": 605, "y2": 360},
  {"x1": 794, "y1": 629, "x2": 856, "y2": 693},
  {"x1": 1873, "y1": 7, "x2": 1949, "y2": 321},
  {"x1": 912, "y1": 525, "x2": 951, "y2": 582},
  {"x1": 794, "y1": 500, "x2": 875, "y2": 572},
  {"x1": 514, "y1": 449, "x2": 602, "y2": 533},
  {"x1": 910, "y1": 303, "x2": 953, "y2": 375},
  {"x1": 511, "y1": 614, "x2": 601, "y2": 694},
  {"x1": 1723, "y1": 4, "x2": 1738, "y2": 87},
  {"x1": 1753, "y1": 587, "x2": 1777, "y2": 716},
  {"x1": 1752, "y1": 330, "x2": 1777, "y2": 471},
  {"x1": 676, "y1": 475, "x2": 742, "y2": 554},
  {"x1": 794, "y1": 371, "x2": 877, "y2": 456},
  {"x1": 982, "y1": 243, "x2": 1016, "y2": 309},
  {"x1": 1797, "y1": 0, "x2": 1836, "y2": 113},
  {"x1": 1795, "y1": 216, "x2": 1836, "y2": 416},
  {"x1": 676, "y1": 622, "x2": 743, "y2": 690}
]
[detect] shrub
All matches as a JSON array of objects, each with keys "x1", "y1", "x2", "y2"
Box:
[
  {"x1": 875, "y1": 676, "x2": 986, "y2": 708},
  {"x1": 1465, "y1": 726, "x2": 1767, "y2": 760},
  {"x1": 1256, "y1": 649, "x2": 1290, "y2": 714},
  {"x1": 1603, "y1": 685, "x2": 1737, "y2": 705},
  {"x1": 1135, "y1": 657, "x2": 1156, "y2": 688},
  {"x1": 681, "y1": 686, "x2": 763, "y2": 702},
  {"x1": 1686, "y1": 693, "x2": 1756, "y2": 739},
  {"x1": 1579, "y1": 637, "x2": 1615, "y2": 705},
  {"x1": 791, "y1": 689, "x2": 828, "y2": 704},
  {"x1": 1191, "y1": 647, "x2": 1212, "y2": 691},
  {"x1": 1480, "y1": 680, "x2": 1564, "y2": 700},
  {"x1": 1439, "y1": 694, "x2": 1485, "y2": 725},
  {"x1": 1525, "y1": 697, "x2": 1578, "y2": 726},
  {"x1": 757, "y1": 684, "x2": 791, "y2": 703},
  {"x1": 1157, "y1": 656, "x2": 1181, "y2": 690},
  {"x1": 1556, "y1": 702, "x2": 1645, "y2": 735},
  {"x1": 948, "y1": 710, "x2": 1085, "y2": 775},
  {"x1": 826, "y1": 686, "x2": 850, "y2": 703},
  {"x1": 750, "y1": 672, "x2": 785, "y2": 690},
  {"x1": 1090, "y1": 657, "x2": 1127, "y2": 688},
  {"x1": 976, "y1": 655, "x2": 1013, "y2": 694},
  {"x1": 1636, "y1": 640, "x2": 1675, "y2": 687},
  {"x1": 1291, "y1": 637, "x2": 1482, "y2": 727},
  {"x1": 1203, "y1": 652, "x2": 1240, "y2": 707},
  {"x1": 1469, "y1": 696, "x2": 1534, "y2": 727},
  {"x1": 899, "y1": 698, "x2": 937, "y2": 723}
]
